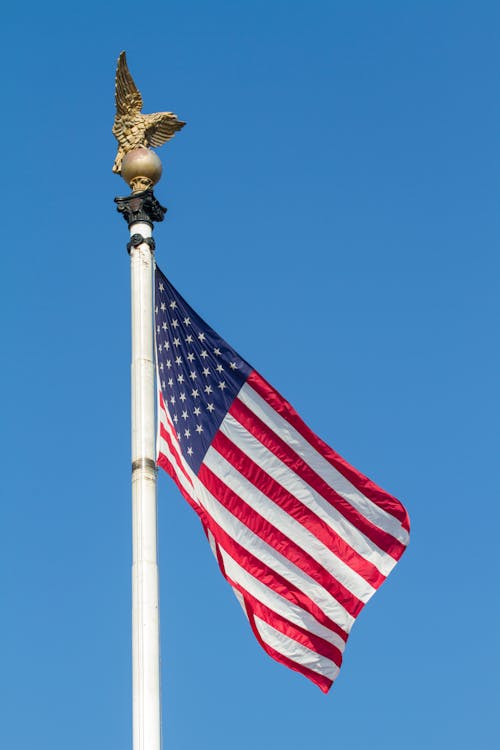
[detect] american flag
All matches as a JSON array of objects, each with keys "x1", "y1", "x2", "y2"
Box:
[{"x1": 155, "y1": 265, "x2": 410, "y2": 692}]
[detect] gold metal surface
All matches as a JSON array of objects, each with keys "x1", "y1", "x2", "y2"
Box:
[
  {"x1": 121, "y1": 148, "x2": 163, "y2": 192},
  {"x1": 112, "y1": 51, "x2": 185, "y2": 175}
]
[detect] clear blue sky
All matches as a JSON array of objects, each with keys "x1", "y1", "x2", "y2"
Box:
[{"x1": 1, "y1": 2, "x2": 498, "y2": 748}]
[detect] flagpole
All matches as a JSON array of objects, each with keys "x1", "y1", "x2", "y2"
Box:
[{"x1": 115, "y1": 153, "x2": 167, "y2": 750}]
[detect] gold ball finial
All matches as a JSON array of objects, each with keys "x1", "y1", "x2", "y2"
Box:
[{"x1": 121, "y1": 147, "x2": 163, "y2": 192}]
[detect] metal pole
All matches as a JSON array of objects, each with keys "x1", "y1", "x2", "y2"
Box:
[
  {"x1": 130, "y1": 221, "x2": 161, "y2": 750},
  {"x1": 111, "y1": 48, "x2": 184, "y2": 750},
  {"x1": 115, "y1": 190, "x2": 167, "y2": 750}
]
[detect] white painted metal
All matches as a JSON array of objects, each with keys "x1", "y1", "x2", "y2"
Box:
[{"x1": 129, "y1": 220, "x2": 161, "y2": 750}]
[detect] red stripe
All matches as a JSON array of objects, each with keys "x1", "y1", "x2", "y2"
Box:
[
  {"x1": 230, "y1": 395, "x2": 406, "y2": 561},
  {"x1": 192, "y1": 478, "x2": 349, "y2": 641},
  {"x1": 157, "y1": 451, "x2": 202, "y2": 519},
  {"x1": 159, "y1": 450, "x2": 340, "y2": 692},
  {"x1": 159, "y1": 421, "x2": 193, "y2": 488},
  {"x1": 248, "y1": 370, "x2": 410, "y2": 534},
  {"x1": 199, "y1": 461, "x2": 363, "y2": 618},
  {"x1": 244, "y1": 605, "x2": 333, "y2": 693},
  {"x1": 158, "y1": 390, "x2": 165, "y2": 409},
  {"x1": 158, "y1": 397, "x2": 194, "y2": 488},
  {"x1": 226, "y1": 574, "x2": 344, "y2": 667},
  {"x1": 212, "y1": 429, "x2": 385, "y2": 589}
]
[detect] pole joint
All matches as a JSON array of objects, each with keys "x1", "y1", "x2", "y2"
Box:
[
  {"x1": 127, "y1": 234, "x2": 156, "y2": 255},
  {"x1": 131, "y1": 457, "x2": 158, "y2": 474}
]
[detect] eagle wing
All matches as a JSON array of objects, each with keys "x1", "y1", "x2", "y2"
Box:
[
  {"x1": 144, "y1": 112, "x2": 186, "y2": 147},
  {"x1": 115, "y1": 51, "x2": 143, "y2": 116}
]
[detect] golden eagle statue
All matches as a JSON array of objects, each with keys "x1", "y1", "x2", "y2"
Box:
[{"x1": 112, "y1": 51, "x2": 185, "y2": 174}]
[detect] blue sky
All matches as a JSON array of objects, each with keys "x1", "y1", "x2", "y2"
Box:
[{"x1": 0, "y1": 2, "x2": 498, "y2": 748}]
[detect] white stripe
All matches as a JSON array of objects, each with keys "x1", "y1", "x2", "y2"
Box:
[
  {"x1": 207, "y1": 533, "x2": 248, "y2": 619},
  {"x1": 157, "y1": 405, "x2": 198, "y2": 504},
  {"x1": 254, "y1": 616, "x2": 340, "y2": 682},
  {"x1": 232, "y1": 587, "x2": 249, "y2": 618},
  {"x1": 219, "y1": 412, "x2": 395, "y2": 578},
  {"x1": 158, "y1": 400, "x2": 190, "y2": 476},
  {"x1": 238, "y1": 383, "x2": 409, "y2": 545},
  {"x1": 206, "y1": 434, "x2": 375, "y2": 603},
  {"x1": 192, "y1": 467, "x2": 355, "y2": 631},
  {"x1": 157, "y1": 434, "x2": 190, "y2": 489},
  {"x1": 159, "y1": 399, "x2": 356, "y2": 628},
  {"x1": 207, "y1": 529, "x2": 218, "y2": 558},
  {"x1": 219, "y1": 548, "x2": 347, "y2": 651}
]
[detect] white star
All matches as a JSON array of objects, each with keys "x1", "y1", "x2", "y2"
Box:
[
  {"x1": 164, "y1": 341, "x2": 170, "y2": 351},
  {"x1": 218, "y1": 381, "x2": 226, "y2": 390},
  {"x1": 159, "y1": 283, "x2": 164, "y2": 291},
  {"x1": 177, "y1": 374, "x2": 185, "y2": 383},
  {"x1": 155, "y1": 307, "x2": 159, "y2": 315},
  {"x1": 177, "y1": 431, "x2": 181, "y2": 440},
  {"x1": 190, "y1": 371, "x2": 197, "y2": 380},
  {"x1": 184, "y1": 317, "x2": 191, "y2": 326},
  {"x1": 201, "y1": 350, "x2": 208, "y2": 359},
  {"x1": 187, "y1": 446, "x2": 193, "y2": 456},
  {"x1": 206, "y1": 403, "x2": 215, "y2": 413},
  {"x1": 179, "y1": 393, "x2": 186, "y2": 402},
  {"x1": 172, "y1": 319, "x2": 179, "y2": 329},
  {"x1": 191, "y1": 388, "x2": 199, "y2": 398},
  {"x1": 170, "y1": 396, "x2": 176, "y2": 405},
  {"x1": 202, "y1": 367, "x2": 210, "y2": 377},
  {"x1": 182, "y1": 410, "x2": 188, "y2": 420},
  {"x1": 161, "y1": 380, "x2": 165, "y2": 389},
  {"x1": 159, "y1": 362, "x2": 164, "y2": 371},
  {"x1": 173, "y1": 337, "x2": 181, "y2": 347},
  {"x1": 216, "y1": 364, "x2": 224, "y2": 373},
  {"x1": 204, "y1": 384, "x2": 213, "y2": 394},
  {"x1": 198, "y1": 332, "x2": 206, "y2": 342},
  {"x1": 168, "y1": 378, "x2": 174, "y2": 387},
  {"x1": 158, "y1": 344, "x2": 162, "y2": 352},
  {"x1": 184, "y1": 428, "x2": 191, "y2": 438},
  {"x1": 169, "y1": 301, "x2": 177, "y2": 309},
  {"x1": 214, "y1": 347, "x2": 222, "y2": 356},
  {"x1": 185, "y1": 334, "x2": 193, "y2": 344},
  {"x1": 161, "y1": 302, "x2": 166, "y2": 312},
  {"x1": 162, "y1": 322, "x2": 168, "y2": 331},
  {"x1": 156, "y1": 325, "x2": 160, "y2": 334},
  {"x1": 175, "y1": 356, "x2": 182, "y2": 365},
  {"x1": 187, "y1": 352, "x2": 195, "y2": 362},
  {"x1": 193, "y1": 406, "x2": 201, "y2": 416},
  {"x1": 166, "y1": 360, "x2": 172, "y2": 369},
  {"x1": 195, "y1": 424, "x2": 203, "y2": 434},
  {"x1": 173, "y1": 414, "x2": 178, "y2": 423}
]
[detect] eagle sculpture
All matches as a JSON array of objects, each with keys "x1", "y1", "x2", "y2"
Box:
[{"x1": 112, "y1": 51, "x2": 185, "y2": 174}]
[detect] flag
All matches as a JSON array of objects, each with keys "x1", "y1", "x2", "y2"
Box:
[{"x1": 154, "y1": 265, "x2": 410, "y2": 692}]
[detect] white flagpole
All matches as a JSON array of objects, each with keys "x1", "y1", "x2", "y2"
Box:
[
  {"x1": 115, "y1": 162, "x2": 167, "y2": 750},
  {"x1": 130, "y1": 221, "x2": 161, "y2": 750},
  {"x1": 112, "y1": 46, "x2": 185, "y2": 747}
]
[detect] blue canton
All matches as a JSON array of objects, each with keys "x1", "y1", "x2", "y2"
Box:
[{"x1": 155, "y1": 266, "x2": 252, "y2": 474}]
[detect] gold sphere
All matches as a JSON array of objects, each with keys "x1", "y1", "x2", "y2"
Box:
[{"x1": 121, "y1": 147, "x2": 163, "y2": 192}]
